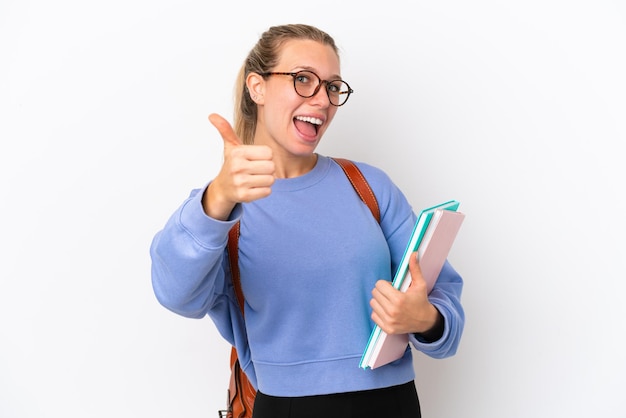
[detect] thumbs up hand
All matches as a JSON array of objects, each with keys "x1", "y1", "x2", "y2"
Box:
[{"x1": 202, "y1": 113, "x2": 275, "y2": 220}]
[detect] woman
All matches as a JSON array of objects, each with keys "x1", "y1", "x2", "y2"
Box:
[{"x1": 150, "y1": 23, "x2": 465, "y2": 417}]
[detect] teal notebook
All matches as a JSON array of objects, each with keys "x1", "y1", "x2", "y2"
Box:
[{"x1": 359, "y1": 199, "x2": 462, "y2": 370}]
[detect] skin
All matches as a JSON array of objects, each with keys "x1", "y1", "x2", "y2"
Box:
[{"x1": 204, "y1": 39, "x2": 439, "y2": 336}]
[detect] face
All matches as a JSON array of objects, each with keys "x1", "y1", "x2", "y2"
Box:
[{"x1": 249, "y1": 39, "x2": 342, "y2": 157}]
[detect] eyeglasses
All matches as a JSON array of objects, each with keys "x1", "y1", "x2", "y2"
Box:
[{"x1": 261, "y1": 70, "x2": 353, "y2": 106}]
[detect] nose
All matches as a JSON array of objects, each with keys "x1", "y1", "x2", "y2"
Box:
[{"x1": 308, "y1": 83, "x2": 331, "y2": 107}]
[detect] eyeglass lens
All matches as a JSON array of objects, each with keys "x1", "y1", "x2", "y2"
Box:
[{"x1": 293, "y1": 71, "x2": 351, "y2": 106}]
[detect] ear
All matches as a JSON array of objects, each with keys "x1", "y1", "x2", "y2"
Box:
[{"x1": 246, "y1": 72, "x2": 265, "y2": 105}]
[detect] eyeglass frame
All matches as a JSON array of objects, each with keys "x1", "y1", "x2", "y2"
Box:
[{"x1": 259, "y1": 71, "x2": 354, "y2": 106}]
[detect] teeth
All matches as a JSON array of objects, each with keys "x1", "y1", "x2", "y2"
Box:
[{"x1": 295, "y1": 116, "x2": 322, "y2": 125}]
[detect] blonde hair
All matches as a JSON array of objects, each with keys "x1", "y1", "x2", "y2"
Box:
[{"x1": 233, "y1": 24, "x2": 339, "y2": 144}]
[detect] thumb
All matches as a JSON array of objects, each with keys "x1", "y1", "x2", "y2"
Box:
[
  {"x1": 407, "y1": 251, "x2": 426, "y2": 290},
  {"x1": 208, "y1": 113, "x2": 243, "y2": 148},
  {"x1": 408, "y1": 251, "x2": 422, "y2": 274}
]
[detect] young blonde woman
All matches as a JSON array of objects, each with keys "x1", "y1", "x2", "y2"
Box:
[{"x1": 150, "y1": 23, "x2": 465, "y2": 418}]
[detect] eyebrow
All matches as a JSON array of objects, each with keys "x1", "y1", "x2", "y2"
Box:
[{"x1": 296, "y1": 66, "x2": 342, "y2": 80}]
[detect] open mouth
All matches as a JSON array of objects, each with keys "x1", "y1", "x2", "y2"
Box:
[{"x1": 294, "y1": 115, "x2": 322, "y2": 137}]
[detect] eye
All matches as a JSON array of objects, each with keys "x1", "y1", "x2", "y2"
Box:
[
  {"x1": 327, "y1": 81, "x2": 345, "y2": 94},
  {"x1": 327, "y1": 82, "x2": 340, "y2": 93},
  {"x1": 295, "y1": 71, "x2": 314, "y2": 85}
]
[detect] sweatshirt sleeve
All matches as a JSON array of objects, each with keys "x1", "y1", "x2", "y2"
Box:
[
  {"x1": 149, "y1": 187, "x2": 242, "y2": 320},
  {"x1": 409, "y1": 260, "x2": 465, "y2": 358}
]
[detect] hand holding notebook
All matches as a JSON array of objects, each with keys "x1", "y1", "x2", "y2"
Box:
[{"x1": 360, "y1": 200, "x2": 465, "y2": 370}]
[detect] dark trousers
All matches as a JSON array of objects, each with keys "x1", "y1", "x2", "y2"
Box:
[{"x1": 252, "y1": 380, "x2": 421, "y2": 418}]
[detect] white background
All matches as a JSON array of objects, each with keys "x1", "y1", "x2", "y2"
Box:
[{"x1": 1, "y1": 1, "x2": 625, "y2": 417}]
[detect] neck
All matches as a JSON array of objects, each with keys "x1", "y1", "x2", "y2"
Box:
[{"x1": 274, "y1": 154, "x2": 318, "y2": 179}]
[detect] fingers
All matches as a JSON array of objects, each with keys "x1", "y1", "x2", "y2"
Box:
[
  {"x1": 370, "y1": 280, "x2": 397, "y2": 319},
  {"x1": 369, "y1": 253, "x2": 430, "y2": 334},
  {"x1": 372, "y1": 279, "x2": 396, "y2": 302},
  {"x1": 208, "y1": 113, "x2": 243, "y2": 148},
  {"x1": 370, "y1": 280, "x2": 402, "y2": 333}
]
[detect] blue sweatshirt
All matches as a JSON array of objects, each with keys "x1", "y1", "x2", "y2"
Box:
[{"x1": 150, "y1": 155, "x2": 464, "y2": 397}]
